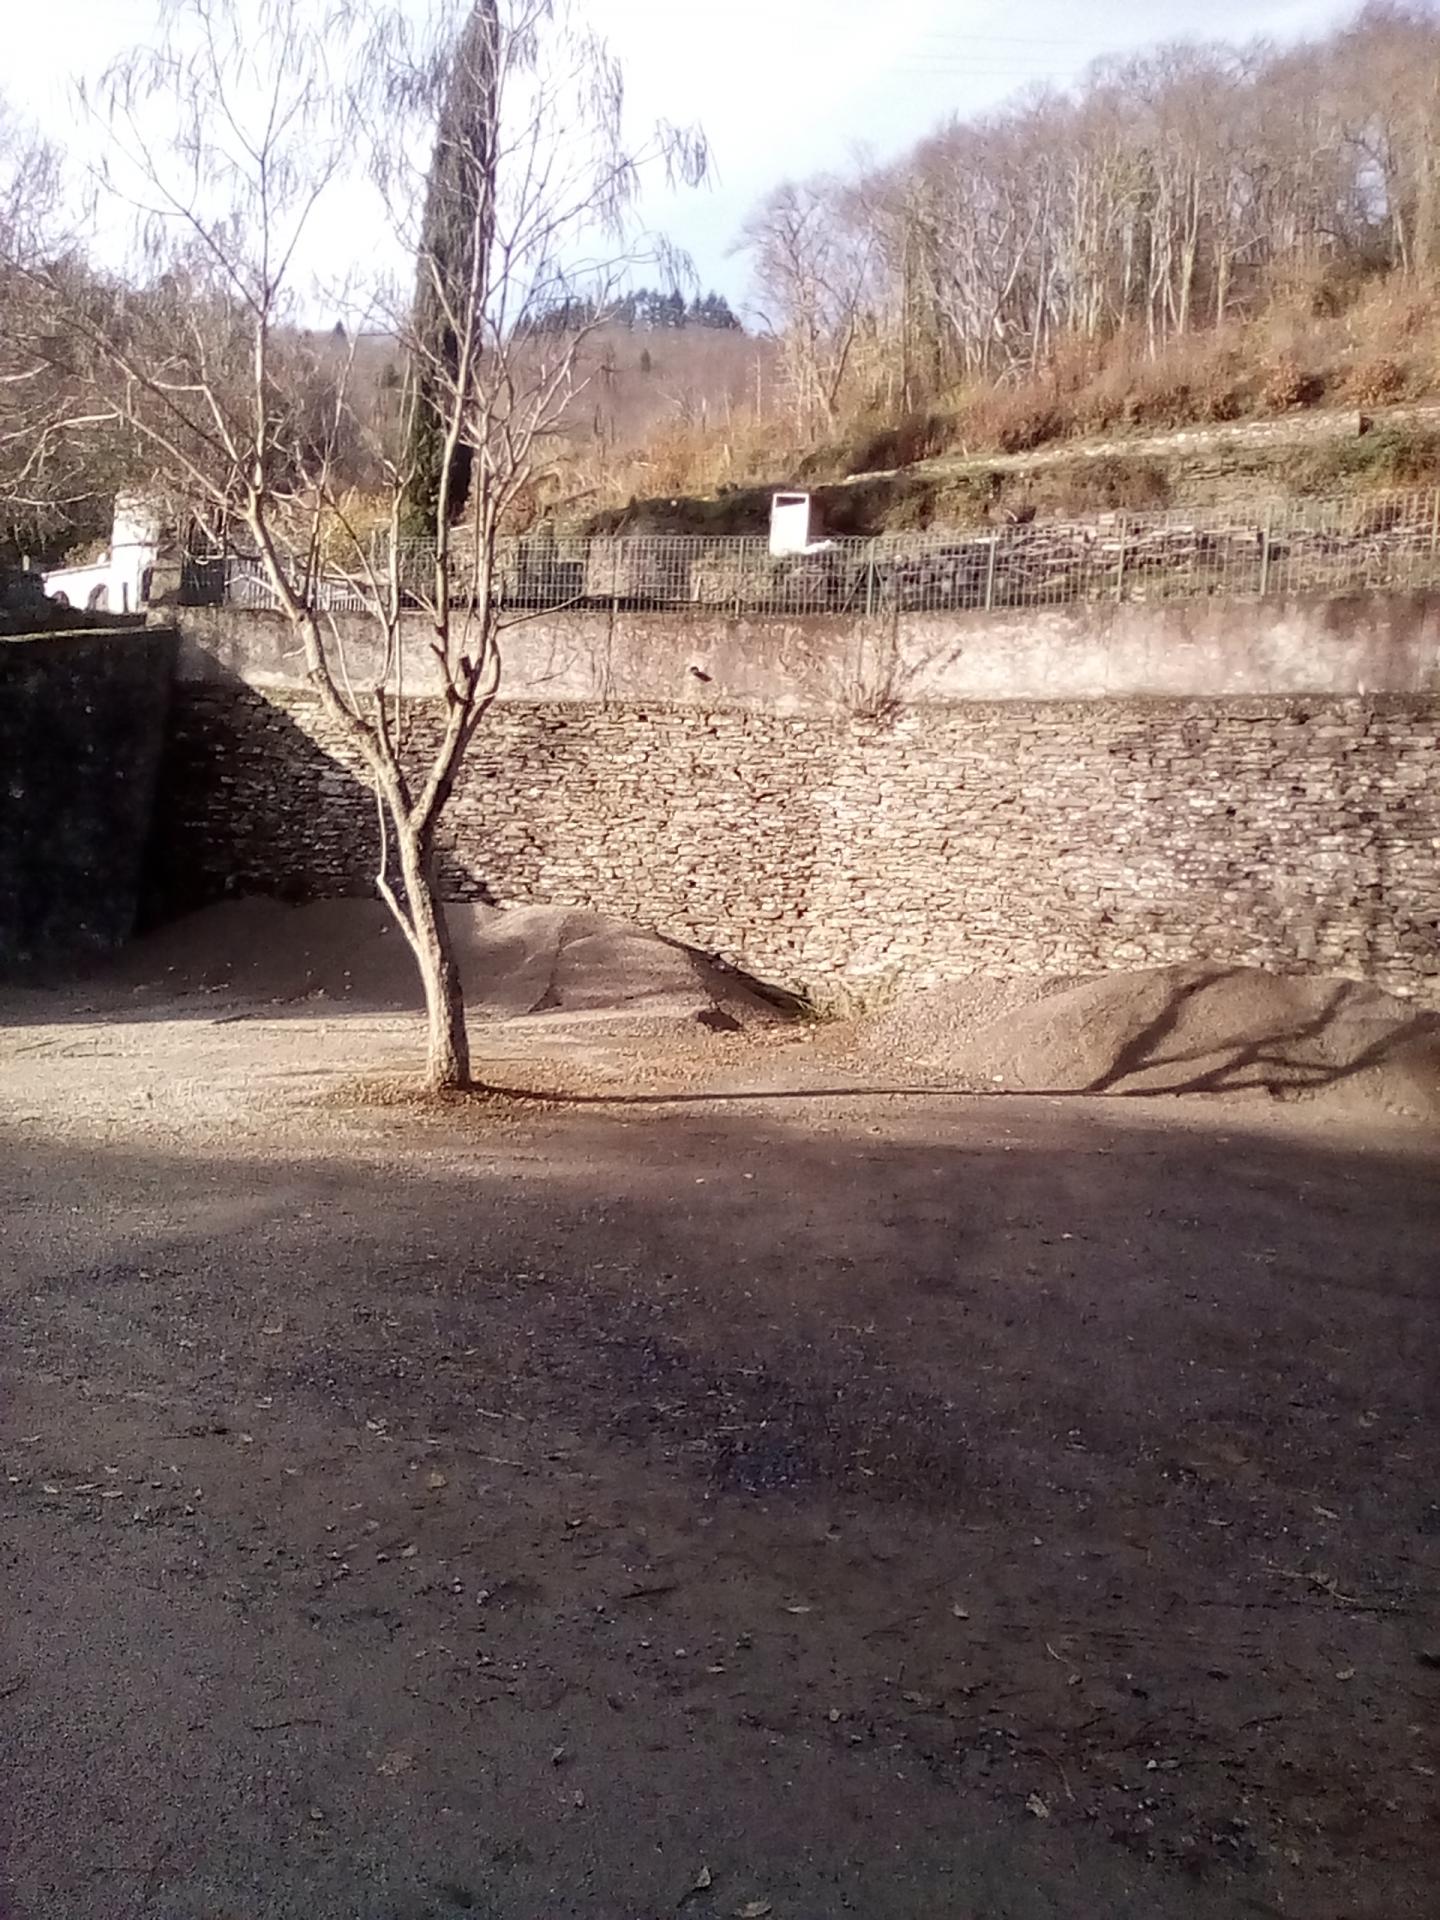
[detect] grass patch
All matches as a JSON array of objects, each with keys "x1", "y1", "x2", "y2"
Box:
[{"x1": 1281, "y1": 425, "x2": 1440, "y2": 495}]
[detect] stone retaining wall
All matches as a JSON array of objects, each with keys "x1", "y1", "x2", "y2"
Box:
[
  {"x1": 1, "y1": 627, "x2": 178, "y2": 977},
  {"x1": 154, "y1": 681, "x2": 1440, "y2": 1003}
]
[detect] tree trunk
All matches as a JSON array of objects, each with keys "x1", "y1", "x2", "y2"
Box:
[{"x1": 396, "y1": 825, "x2": 471, "y2": 1091}]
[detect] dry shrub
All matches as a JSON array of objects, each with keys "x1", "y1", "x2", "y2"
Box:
[
  {"x1": 1331, "y1": 279, "x2": 1440, "y2": 402},
  {"x1": 1343, "y1": 274, "x2": 1435, "y2": 348},
  {"x1": 1046, "y1": 333, "x2": 1110, "y2": 394},
  {"x1": 1201, "y1": 381, "x2": 1246, "y2": 424},
  {"x1": 1038, "y1": 331, "x2": 1247, "y2": 437},
  {"x1": 961, "y1": 385, "x2": 1066, "y2": 454},
  {"x1": 1258, "y1": 356, "x2": 1328, "y2": 413},
  {"x1": 1264, "y1": 253, "x2": 1379, "y2": 323},
  {"x1": 1118, "y1": 369, "x2": 1216, "y2": 431},
  {"x1": 948, "y1": 328, "x2": 1256, "y2": 452},
  {"x1": 843, "y1": 407, "x2": 954, "y2": 475},
  {"x1": 564, "y1": 406, "x2": 799, "y2": 523},
  {"x1": 1344, "y1": 356, "x2": 1409, "y2": 406}
]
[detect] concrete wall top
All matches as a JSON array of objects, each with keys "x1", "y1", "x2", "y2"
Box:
[{"x1": 172, "y1": 592, "x2": 1440, "y2": 710}]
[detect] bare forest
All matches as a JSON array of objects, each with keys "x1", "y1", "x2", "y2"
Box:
[
  {"x1": 493, "y1": 1, "x2": 1440, "y2": 519},
  {"x1": 13, "y1": 2, "x2": 1440, "y2": 557},
  {"x1": 579, "y1": 1, "x2": 1440, "y2": 520},
  {"x1": 743, "y1": 4, "x2": 1440, "y2": 431}
]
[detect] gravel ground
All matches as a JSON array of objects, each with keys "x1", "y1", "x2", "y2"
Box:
[{"x1": 2, "y1": 990, "x2": 1438, "y2": 1920}]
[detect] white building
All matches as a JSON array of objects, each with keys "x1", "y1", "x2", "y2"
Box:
[{"x1": 43, "y1": 497, "x2": 162, "y2": 614}]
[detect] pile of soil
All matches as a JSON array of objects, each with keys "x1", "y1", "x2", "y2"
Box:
[
  {"x1": 110, "y1": 899, "x2": 780, "y2": 1028},
  {"x1": 866, "y1": 964, "x2": 1440, "y2": 1120},
  {"x1": 859, "y1": 973, "x2": 1084, "y2": 1063}
]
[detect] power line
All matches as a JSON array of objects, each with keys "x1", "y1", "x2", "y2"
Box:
[
  {"x1": 603, "y1": 0, "x2": 1103, "y2": 32},
  {"x1": 912, "y1": 32, "x2": 1124, "y2": 47},
  {"x1": 886, "y1": 62, "x2": 1096, "y2": 75}
]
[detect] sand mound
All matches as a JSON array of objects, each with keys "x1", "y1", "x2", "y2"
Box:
[
  {"x1": 861, "y1": 974, "x2": 1085, "y2": 1064},
  {"x1": 870, "y1": 965, "x2": 1440, "y2": 1120},
  {"x1": 111, "y1": 898, "x2": 779, "y2": 1028}
]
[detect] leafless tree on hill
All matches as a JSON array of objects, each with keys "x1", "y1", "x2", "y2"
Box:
[
  {"x1": 739, "y1": 176, "x2": 879, "y2": 436},
  {"x1": 740, "y1": 3, "x2": 1440, "y2": 430},
  {"x1": 7, "y1": 0, "x2": 704, "y2": 1090},
  {"x1": 0, "y1": 101, "x2": 126, "y2": 560}
]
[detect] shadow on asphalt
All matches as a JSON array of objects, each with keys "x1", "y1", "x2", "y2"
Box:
[{"x1": 2, "y1": 1096, "x2": 1437, "y2": 1920}]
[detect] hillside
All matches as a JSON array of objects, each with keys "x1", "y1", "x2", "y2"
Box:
[
  {"x1": 578, "y1": 400, "x2": 1440, "y2": 540},
  {"x1": 573, "y1": 270, "x2": 1440, "y2": 538},
  {"x1": 18, "y1": 2, "x2": 1440, "y2": 559},
  {"x1": 286, "y1": 317, "x2": 782, "y2": 538},
  {"x1": 298, "y1": 297, "x2": 1440, "y2": 542},
  {"x1": 574, "y1": 3, "x2": 1440, "y2": 539}
]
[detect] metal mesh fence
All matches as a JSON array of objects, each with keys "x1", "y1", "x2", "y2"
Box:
[{"x1": 219, "y1": 487, "x2": 1440, "y2": 618}]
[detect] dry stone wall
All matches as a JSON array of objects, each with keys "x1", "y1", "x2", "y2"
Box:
[
  {"x1": 1, "y1": 627, "x2": 178, "y2": 977},
  {"x1": 155, "y1": 683, "x2": 1440, "y2": 1004}
]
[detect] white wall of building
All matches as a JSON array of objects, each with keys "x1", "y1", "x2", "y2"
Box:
[{"x1": 44, "y1": 497, "x2": 161, "y2": 613}]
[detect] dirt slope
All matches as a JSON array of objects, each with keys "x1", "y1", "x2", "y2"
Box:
[{"x1": 585, "y1": 403, "x2": 1440, "y2": 538}]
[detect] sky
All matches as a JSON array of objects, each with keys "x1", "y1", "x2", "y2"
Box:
[{"x1": 7, "y1": 0, "x2": 1366, "y2": 308}]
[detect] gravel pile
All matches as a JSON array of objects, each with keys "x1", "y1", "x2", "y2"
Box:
[
  {"x1": 856, "y1": 974, "x2": 1085, "y2": 1080},
  {"x1": 108, "y1": 899, "x2": 782, "y2": 1029},
  {"x1": 860, "y1": 964, "x2": 1440, "y2": 1120}
]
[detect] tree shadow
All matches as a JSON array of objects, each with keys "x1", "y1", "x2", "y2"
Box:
[
  {"x1": 1084, "y1": 968, "x2": 1245, "y2": 1092},
  {"x1": 139, "y1": 671, "x2": 433, "y2": 926},
  {"x1": 1, "y1": 1098, "x2": 1437, "y2": 1917},
  {"x1": 0, "y1": 626, "x2": 178, "y2": 984},
  {"x1": 1076, "y1": 969, "x2": 1439, "y2": 1102}
]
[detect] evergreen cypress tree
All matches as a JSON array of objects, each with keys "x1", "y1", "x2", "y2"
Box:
[{"x1": 403, "y1": 0, "x2": 499, "y2": 537}]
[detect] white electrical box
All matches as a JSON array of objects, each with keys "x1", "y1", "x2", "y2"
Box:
[{"x1": 770, "y1": 491, "x2": 815, "y2": 556}]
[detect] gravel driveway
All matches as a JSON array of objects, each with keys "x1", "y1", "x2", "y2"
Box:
[{"x1": 2, "y1": 998, "x2": 1437, "y2": 1918}]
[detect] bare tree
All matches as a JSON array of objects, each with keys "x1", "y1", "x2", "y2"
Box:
[
  {"x1": 739, "y1": 176, "x2": 876, "y2": 434},
  {"x1": 0, "y1": 98, "x2": 123, "y2": 561},
  {"x1": 11, "y1": 0, "x2": 704, "y2": 1089},
  {"x1": 737, "y1": 7, "x2": 1440, "y2": 413}
]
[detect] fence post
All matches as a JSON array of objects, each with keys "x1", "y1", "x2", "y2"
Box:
[
  {"x1": 1429, "y1": 490, "x2": 1439, "y2": 577},
  {"x1": 611, "y1": 539, "x2": 622, "y2": 623},
  {"x1": 984, "y1": 535, "x2": 998, "y2": 612},
  {"x1": 864, "y1": 540, "x2": 878, "y2": 618},
  {"x1": 1114, "y1": 517, "x2": 1128, "y2": 603},
  {"x1": 1258, "y1": 509, "x2": 1272, "y2": 597}
]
